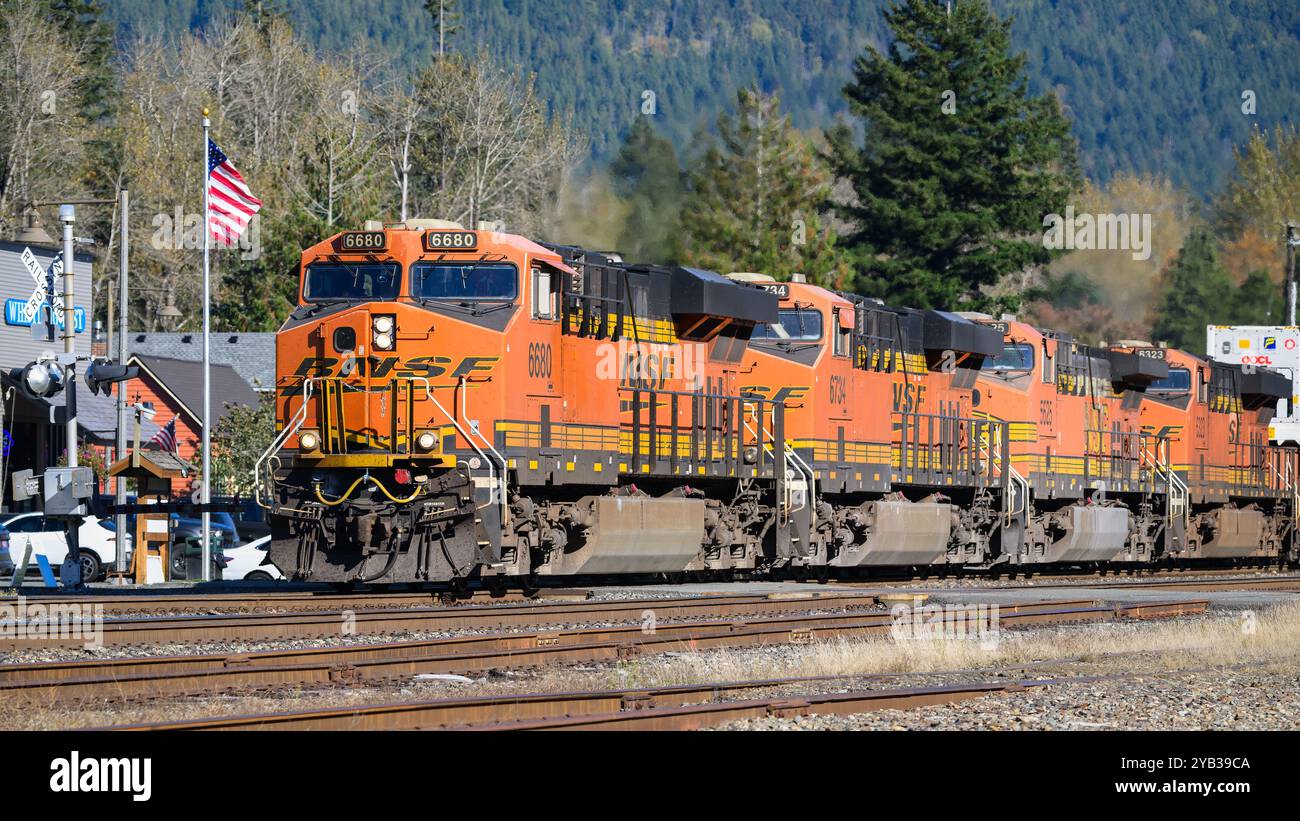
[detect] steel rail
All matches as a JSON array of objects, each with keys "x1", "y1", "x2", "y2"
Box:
[
  {"x1": 109, "y1": 676, "x2": 1022, "y2": 731},
  {"x1": 0, "y1": 588, "x2": 586, "y2": 615},
  {"x1": 0, "y1": 591, "x2": 879, "y2": 650},
  {"x1": 1, "y1": 600, "x2": 1205, "y2": 705}
]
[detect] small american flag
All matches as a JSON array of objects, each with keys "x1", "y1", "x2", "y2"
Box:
[
  {"x1": 151, "y1": 418, "x2": 178, "y2": 453},
  {"x1": 207, "y1": 139, "x2": 262, "y2": 246}
]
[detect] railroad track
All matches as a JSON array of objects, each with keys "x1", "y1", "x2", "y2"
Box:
[
  {"x1": 0, "y1": 591, "x2": 879, "y2": 650},
  {"x1": 1091, "y1": 576, "x2": 1300, "y2": 593},
  {"x1": 0, "y1": 599, "x2": 1205, "y2": 705},
  {"x1": 0, "y1": 587, "x2": 587, "y2": 615},
  {"x1": 2, "y1": 567, "x2": 1290, "y2": 619},
  {"x1": 830, "y1": 572, "x2": 1300, "y2": 594},
  {"x1": 111, "y1": 676, "x2": 1034, "y2": 730},
  {"x1": 108, "y1": 666, "x2": 1191, "y2": 732}
]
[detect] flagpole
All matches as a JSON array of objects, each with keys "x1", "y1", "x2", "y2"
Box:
[{"x1": 200, "y1": 107, "x2": 212, "y2": 582}]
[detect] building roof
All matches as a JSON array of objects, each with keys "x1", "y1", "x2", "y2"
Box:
[
  {"x1": 128, "y1": 355, "x2": 260, "y2": 431},
  {"x1": 108, "y1": 448, "x2": 194, "y2": 479},
  {"x1": 126, "y1": 332, "x2": 275, "y2": 392}
]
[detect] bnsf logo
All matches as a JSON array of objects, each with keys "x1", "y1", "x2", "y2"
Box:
[{"x1": 292, "y1": 355, "x2": 498, "y2": 379}]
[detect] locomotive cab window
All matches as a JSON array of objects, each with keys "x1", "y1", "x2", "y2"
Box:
[
  {"x1": 303, "y1": 262, "x2": 400, "y2": 302},
  {"x1": 1148, "y1": 366, "x2": 1192, "y2": 394},
  {"x1": 981, "y1": 342, "x2": 1034, "y2": 375},
  {"x1": 832, "y1": 309, "x2": 850, "y2": 357},
  {"x1": 752, "y1": 308, "x2": 823, "y2": 342},
  {"x1": 1041, "y1": 340, "x2": 1053, "y2": 383},
  {"x1": 531, "y1": 266, "x2": 557, "y2": 319},
  {"x1": 411, "y1": 262, "x2": 518, "y2": 301}
]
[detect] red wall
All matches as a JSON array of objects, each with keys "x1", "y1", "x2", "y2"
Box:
[{"x1": 121, "y1": 374, "x2": 202, "y2": 463}]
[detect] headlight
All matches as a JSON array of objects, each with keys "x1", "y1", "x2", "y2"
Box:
[
  {"x1": 415, "y1": 430, "x2": 438, "y2": 451},
  {"x1": 299, "y1": 430, "x2": 321, "y2": 451},
  {"x1": 373, "y1": 315, "x2": 396, "y2": 350}
]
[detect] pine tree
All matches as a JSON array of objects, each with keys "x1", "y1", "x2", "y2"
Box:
[
  {"x1": 828, "y1": 0, "x2": 1080, "y2": 310},
  {"x1": 424, "y1": 0, "x2": 461, "y2": 59},
  {"x1": 1151, "y1": 230, "x2": 1234, "y2": 351},
  {"x1": 683, "y1": 87, "x2": 848, "y2": 285},
  {"x1": 608, "y1": 117, "x2": 686, "y2": 264},
  {"x1": 241, "y1": 0, "x2": 289, "y2": 40}
]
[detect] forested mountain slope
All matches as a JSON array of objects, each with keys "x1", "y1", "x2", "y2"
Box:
[{"x1": 105, "y1": 0, "x2": 1300, "y2": 192}]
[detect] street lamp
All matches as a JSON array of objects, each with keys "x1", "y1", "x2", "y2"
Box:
[
  {"x1": 134, "y1": 287, "x2": 184, "y2": 330},
  {"x1": 14, "y1": 207, "x2": 54, "y2": 245}
]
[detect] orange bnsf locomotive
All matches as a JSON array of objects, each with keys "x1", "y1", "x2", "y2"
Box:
[{"x1": 256, "y1": 221, "x2": 1300, "y2": 584}]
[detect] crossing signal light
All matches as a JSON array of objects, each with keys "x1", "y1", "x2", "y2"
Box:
[
  {"x1": 10, "y1": 361, "x2": 64, "y2": 399},
  {"x1": 83, "y1": 361, "x2": 138, "y2": 397}
]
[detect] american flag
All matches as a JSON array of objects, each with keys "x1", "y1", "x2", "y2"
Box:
[
  {"x1": 151, "y1": 418, "x2": 177, "y2": 453},
  {"x1": 207, "y1": 139, "x2": 262, "y2": 246}
]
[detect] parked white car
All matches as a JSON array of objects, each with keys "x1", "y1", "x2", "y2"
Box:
[
  {"x1": 221, "y1": 535, "x2": 282, "y2": 581},
  {"x1": 1, "y1": 513, "x2": 127, "y2": 581}
]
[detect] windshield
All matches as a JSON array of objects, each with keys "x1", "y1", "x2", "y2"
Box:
[
  {"x1": 303, "y1": 262, "x2": 400, "y2": 302},
  {"x1": 411, "y1": 262, "x2": 517, "y2": 301},
  {"x1": 981, "y1": 342, "x2": 1035, "y2": 373},
  {"x1": 1149, "y1": 366, "x2": 1191, "y2": 392},
  {"x1": 752, "y1": 308, "x2": 823, "y2": 341}
]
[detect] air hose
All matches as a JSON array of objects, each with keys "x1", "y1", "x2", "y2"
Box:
[{"x1": 313, "y1": 473, "x2": 426, "y2": 506}]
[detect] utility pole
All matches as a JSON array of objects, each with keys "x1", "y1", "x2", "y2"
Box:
[
  {"x1": 1287, "y1": 222, "x2": 1298, "y2": 326},
  {"x1": 115, "y1": 187, "x2": 130, "y2": 580},
  {"x1": 58, "y1": 204, "x2": 82, "y2": 587}
]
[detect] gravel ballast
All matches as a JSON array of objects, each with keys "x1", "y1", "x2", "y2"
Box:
[{"x1": 714, "y1": 667, "x2": 1300, "y2": 731}]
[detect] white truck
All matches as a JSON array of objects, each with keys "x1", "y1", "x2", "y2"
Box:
[{"x1": 1206, "y1": 325, "x2": 1300, "y2": 445}]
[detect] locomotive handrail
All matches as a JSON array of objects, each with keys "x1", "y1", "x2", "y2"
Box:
[
  {"x1": 253, "y1": 376, "x2": 319, "y2": 509},
  {"x1": 1082, "y1": 427, "x2": 1149, "y2": 490},
  {"x1": 1140, "y1": 437, "x2": 1188, "y2": 538},
  {"x1": 974, "y1": 422, "x2": 1026, "y2": 526},
  {"x1": 740, "y1": 399, "x2": 816, "y2": 525},
  {"x1": 251, "y1": 375, "x2": 510, "y2": 526},
  {"x1": 895, "y1": 411, "x2": 1005, "y2": 488},
  {"x1": 454, "y1": 376, "x2": 510, "y2": 525}
]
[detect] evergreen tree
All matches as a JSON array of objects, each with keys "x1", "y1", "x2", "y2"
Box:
[
  {"x1": 42, "y1": 0, "x2": 113, "y2": 120},
  {"x1": 241, "y1": 0, "x2": 288, "y2": 40},
  {"x1": 424, "y1": 0, "x2": 461, "y2": 58},
  {"x1": 1232, "y1": 269, "x2": 1286, "y2": 326},
  {"x1": 684, "y1": 87, "x2": 848, "y2": 285},
  {"x1": 608, "y1": 117, "x2": 686, "y2": 264},
  {"x1": 1151, "y1": 230, "x2": 1233, "y2": 351},
  {"x1": 828, "y1": 0, "x2": 1080, "y2": 310}
]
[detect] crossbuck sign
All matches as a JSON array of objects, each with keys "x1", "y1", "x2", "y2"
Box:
[{"x1": 19, "y1": 246, "x2": 64, "y2": 326}]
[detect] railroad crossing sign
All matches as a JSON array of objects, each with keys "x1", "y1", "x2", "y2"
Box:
[{"x1": 19, "y1": 246, "x2": 64, "y2": 327}]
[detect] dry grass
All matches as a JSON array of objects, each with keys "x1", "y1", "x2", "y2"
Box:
[{"x1": 615, "y1": 602, "x2": 1300, "y2": 688}]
